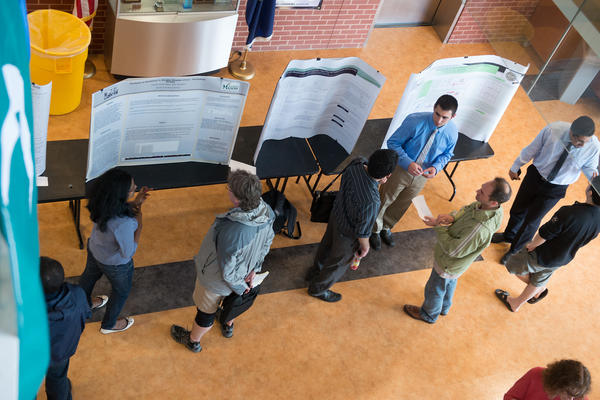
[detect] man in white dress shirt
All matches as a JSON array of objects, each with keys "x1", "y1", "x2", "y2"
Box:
[{"x1": 493, "y1": 116, "x2": 599, "y2": 264}]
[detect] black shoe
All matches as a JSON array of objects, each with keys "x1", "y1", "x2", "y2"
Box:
[
  {"x1": 170, "y1": 324, "x2": 202, "y2": 353},
  {"x1": 308, "y1": 289, "x2": 342, "y2": 302},
  {"x1": 380, "y1": 229, "x2": 395, "y2": 247},
  {"x1": 369, "y1": 232, "x2": 381, "y2": 250},
  {"x1": 491, "y1": 232, "x2": 509, "y2": 244},
  {"x1": 500, "y1": 251, "x2": 513, "y2": 265},
  {"x1": 221, "y1": 322, "x2": 234, "y2": 338}
]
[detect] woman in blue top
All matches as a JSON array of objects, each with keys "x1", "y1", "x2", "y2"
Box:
[{"x1": 79, "y1": 168, "x2": 149, "y2": 334}]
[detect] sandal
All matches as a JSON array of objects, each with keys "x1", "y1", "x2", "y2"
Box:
[
  {"x1": 494, "y1": 289, "x2": 514, "y2": 312},
  {"x1": 527, "y1": 288, "x2": 548, "y2": 304}
]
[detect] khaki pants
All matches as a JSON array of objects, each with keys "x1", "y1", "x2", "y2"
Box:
[{"x1": 374, "y1": 165, "x2": 426, "y2": 232}]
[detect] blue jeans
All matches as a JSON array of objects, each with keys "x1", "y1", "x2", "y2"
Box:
[
  {"x1": 46, "y1": 358, "x2": 71, "y2": 400},
  {"x1": 79, "y1": 248, "x2": 134, "y2": 329},
  {"x1": 420, "y1": 268, "x2": 457, "y2": 323}
]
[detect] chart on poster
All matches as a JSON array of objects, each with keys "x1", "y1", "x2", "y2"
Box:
[
  {"x1": 87, "y1": 76, "x2": 249, "y2": 181},
  {"x1": 254, "y1": 57, "x2": 385, "y2": 163},
  {"x1": 383, "y1": 55, "x2": 528, "y2": 145}
]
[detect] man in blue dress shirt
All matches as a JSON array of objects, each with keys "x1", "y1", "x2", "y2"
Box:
[
  {"x1": 493, "y1": 116, "x2": 600, "y2": 264},
  {"x1": 370, "y1": 95, "x2": 459, "y2": 250}
]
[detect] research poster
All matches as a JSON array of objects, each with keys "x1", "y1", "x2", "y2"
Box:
[
  {"x1": 384, "y1": 55, "x2": 528, "y2": 145},
  {"x1": 87, "y1": 76, "x2": 249, "y2": 181},
  {"x1": 254, "y1": 57, "x2": 385, "y2": 163}
]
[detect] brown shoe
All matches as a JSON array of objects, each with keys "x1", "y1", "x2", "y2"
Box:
[{"x1": 402, "y1": 304, "x2": 434, "y2": 324}]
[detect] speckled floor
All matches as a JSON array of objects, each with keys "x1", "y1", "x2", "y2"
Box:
[{"x1": 37, "y1": 27, "x2": 600, "y2": 399}]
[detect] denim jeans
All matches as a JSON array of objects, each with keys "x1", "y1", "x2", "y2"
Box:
[
  {"x1": 79, "y1": 247, "x2": 134, "y2": 329},
  {"x1": 46, "y1": 358, "x2": 71, "y2": 400},
  {"x1": 420, "y1": 268, "x2": 457, "y2": 323}
]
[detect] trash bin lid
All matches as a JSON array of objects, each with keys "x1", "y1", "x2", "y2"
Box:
[{"x1": 28, "y1": 9, "x2": 91, "y2": 57}]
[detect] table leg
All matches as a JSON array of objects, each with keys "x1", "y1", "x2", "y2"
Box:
[
  {"x1": 280, "y1": 177, "x2": 289, "y2": 193},
  {"x1": 266, "y1": 177, "x2": 289, "y2": 194},
  {"x1": 68, "y1": 199, "x2": 84, "y2": 249},
  {"x1": 310, "y1": 171, "x2": 323, "y2": 195},
  {"x1": 443, "y1": 162, "x2": 460, "y2": 202},
  {"x1": 302, "y1": 175, "x2": 315, "y2": 195}
]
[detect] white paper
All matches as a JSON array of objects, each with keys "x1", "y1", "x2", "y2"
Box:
[
  {"x1": 254, "y1": 57, "x2": 385, "y2": 162},
  {"x1": 0, "y1": 333, "x2": 18, "y2": 400},
  {"x1": 229, "y1": 159, "x2": 257, "y2": 175},
  {"x1": 253, "y1": 271, "x2": 269, "y2": 286},
  {"x1": 383, "y1": 55, "x2": 528, "y2": 146},
  {"x1": 411, "y1": 195, "x2": 433, "y2": 220},
  {"x1": 86, "y1": 77, "x2": 249, "y2": 181},
  {"x1": 31, "y1": 82, "x2": 52, "y2": 176},
  {"x1": 36, "y1": 176, "x2": 48, "y2": 187}
]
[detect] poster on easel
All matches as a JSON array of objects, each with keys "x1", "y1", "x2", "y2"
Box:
[
  {"x1": 383, "y1": 55, "x2": 528, "y2": 146},
  {"x1": 86, "y1": 76, "x2": 249, "y2": 181},
  {"x1": 254, "y1": 57, "x2": 386, "y2": 165}
]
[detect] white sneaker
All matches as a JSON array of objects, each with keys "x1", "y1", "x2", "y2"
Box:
[
  {"x1": 100, "y1": 317, "x2": 134, "y2": 334},
  {"x1": 91, "y1": 295, "x2": 109, "y2": 310}
]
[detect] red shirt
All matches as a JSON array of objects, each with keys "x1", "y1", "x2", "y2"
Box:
[{"x1": 504, "y1": 367, "x2": 588, "y2": 400}]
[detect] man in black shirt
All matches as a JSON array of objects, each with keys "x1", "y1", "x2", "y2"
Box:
[
  {"x1": 306, "y1": 149, "x2": 398, "y2": 302},
  {"x1": 495, "y1": 178, "x2": 600, "y2": 312}
]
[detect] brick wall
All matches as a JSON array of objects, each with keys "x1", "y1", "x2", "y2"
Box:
[
  {"x1": 232, "y1": 0, "x2": 379, "y2": 51},
  {"x1": 26, "y1": 0, "x2": 107, "y2": 54},
  {"x1": 448, "y1": 0, "x2": 541, "y2": 44},
  {"x1": 25, "y1": 0, "x2": 378, "y2": 54}
]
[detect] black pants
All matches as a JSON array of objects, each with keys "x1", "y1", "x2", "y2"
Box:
[
  {"x1": 307, "y1": 215, "x2": 355, "y2": 295},
  {"x1": 504, "y1": 165, "x2": 568, "y2": 253},
  {"x1": 46, "y1": 358, "x2": 72, "y2": 400}
]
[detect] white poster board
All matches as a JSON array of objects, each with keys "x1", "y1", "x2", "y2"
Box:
[
  {"x1": 31, "y1": 81, "x2": 51, "y2": 176},
  {"x1": 254, "y1": 57, "x2": 386, "y2": 163},
  {"x1": 383, "y1": 55, "x2": 528, "y2": 146},
  {"x1": 87, "y1": 76, "x2": 249, "y2": 181}
]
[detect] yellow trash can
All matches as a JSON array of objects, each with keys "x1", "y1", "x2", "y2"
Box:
[{"x1": 28, "y1": 10, "x2": 91, "y2": 115}]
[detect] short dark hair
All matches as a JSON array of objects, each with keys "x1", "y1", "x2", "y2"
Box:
[
  {"x1": 87, "y1": 168, "x2": 135, "y2": 232},
  {"x1": 590, "y1": 176, "x2": 600, "y2": 206},
  {"x1": 368, "y1": 149, "x2": 398, "y2": 179},
  {"x1": 434, "y1": 95, "x2": 458, "y2": 115},
  {"x1": 228, "y1": 170, "x2": 262, "y2": 211},
  {"x1": 571, "y1": 116, "x2": 595, "y2": 137},
  {"x1": 543, "y1": 359, "x2": 591, "y2": 398},
  {"x1": 490, "y1": 177, "x2": 512, "y2": 204},
  {"x1": 40, "y1": 256, "x2": 65, "y2": 294}
]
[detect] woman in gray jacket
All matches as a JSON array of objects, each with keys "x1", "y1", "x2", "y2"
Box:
[{"x1": 171, "y1": 170, "x2": 275, "y2": 352}]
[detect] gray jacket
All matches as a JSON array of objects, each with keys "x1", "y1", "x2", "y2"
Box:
[{"x1": 194, "y1": 199, "x2": 275, "y2": 296}]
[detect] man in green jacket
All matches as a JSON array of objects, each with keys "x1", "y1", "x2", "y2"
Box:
[{"x1": 404, "y1": 178, "x2": 512, "y2": 323}]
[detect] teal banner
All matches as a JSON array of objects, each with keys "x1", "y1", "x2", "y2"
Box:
[{"x1": 0, "y1": 0, "x2": 49, "y2": 399}]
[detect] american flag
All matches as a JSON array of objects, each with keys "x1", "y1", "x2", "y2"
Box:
[{"x1": 72, "y1": 0, "x2": 98, "y2": 28}]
